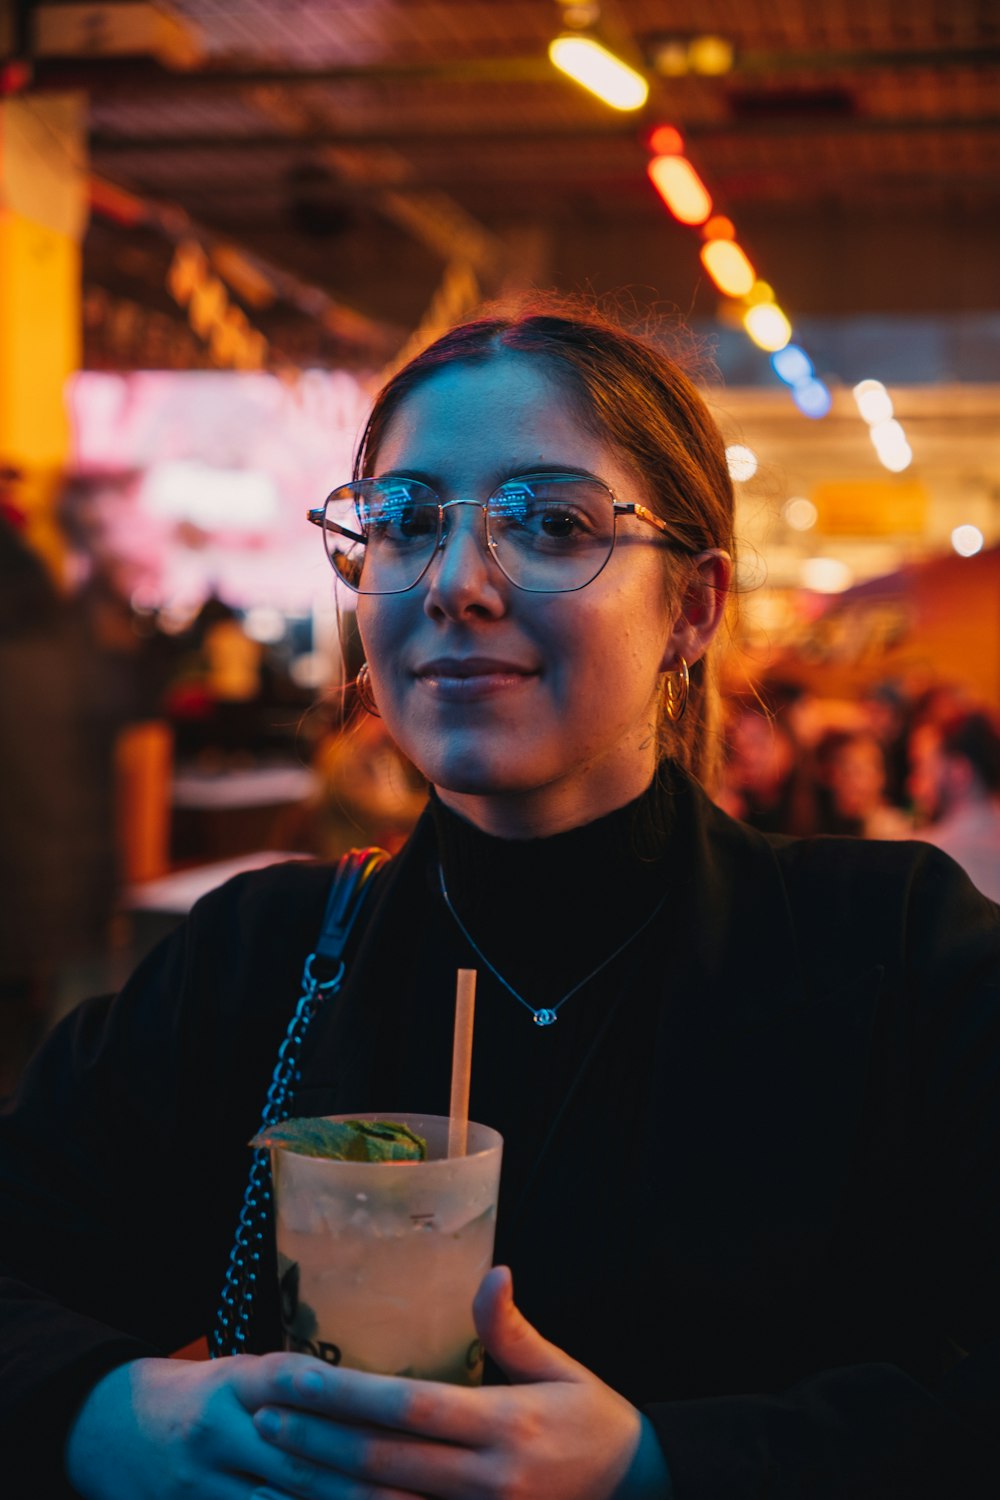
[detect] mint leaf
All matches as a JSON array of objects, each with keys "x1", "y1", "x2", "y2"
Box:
[{"x1": 251, "y1": 1117, "x2": 427, "y2": 1161}]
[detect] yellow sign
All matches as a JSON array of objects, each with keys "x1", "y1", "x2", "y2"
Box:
[{"x1": 812, "y1": 479, "x2": 928, "y2": 536}]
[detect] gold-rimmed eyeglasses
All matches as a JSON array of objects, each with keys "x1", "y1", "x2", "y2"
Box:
[{"x1": 306, "y1": 472, "x2": 686, "y2": 595}]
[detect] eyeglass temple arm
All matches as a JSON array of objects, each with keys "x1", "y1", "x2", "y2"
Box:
[
  {"x1": 615, "y1": 501, "x2": 678, "y2": 544},
  {"x1": 306, "y1": 508, "x2": 367, "y2": 547}
]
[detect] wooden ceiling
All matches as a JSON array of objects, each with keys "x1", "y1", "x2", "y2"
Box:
[{"x1": 21, "y1": 0, "x2": 1000, "y2": 370}]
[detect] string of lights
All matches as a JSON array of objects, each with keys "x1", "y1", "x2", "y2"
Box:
[{"x1": 547, "y1": 6, "x2": 914, "y2": 472}]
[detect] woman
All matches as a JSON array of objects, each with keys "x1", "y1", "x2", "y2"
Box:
[{"x1": 3, "y1": 305, "x2": 999, "y2": 1499}]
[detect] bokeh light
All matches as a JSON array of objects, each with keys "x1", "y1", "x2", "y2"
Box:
[
  {"x1": 791, "y1": 379, "x2": 832, "y2": 419},
  {"x1": 744, "y1": 302, "x2": 792, "y2": 352},
  {"x1": 647, "y1": 154, "x2": 712, "y2": 223},
  {"x1": 870, "y1": 418, "x2": 912, "y2": 472},
  {"x1": 951, "y1": 525, "x2": 984, "y2": 557},
  {"x1": 771, "y1": 344, "x2": 813, "y2": 386},
  {"x1": 700, "y1": 238, "x2": 755, "y2": 296},
  {"x1": 549, "y1": 36, "x2": 649, "y2": 110},
  {"x1": 783, "y1": 496, "x2": 819, "y2": 531},
  {"x1": 702, "y1": 214, "x2": 735, "y2": 241},
  {"x1": 726, "y1": 444, "x2": 758, "y2": 482},
  {"x1": 800, "y1": 557, "x2": 853, "y2": 593},
  {"x1": 853, "y1": 379, "x2": 894, "y2": 425},
  {"x1": 647, "y1": 124, "x2": 684, "y2": 156}
]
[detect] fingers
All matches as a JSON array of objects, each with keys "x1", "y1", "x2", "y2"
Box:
[
  {"x1": 474, "y1": 1266, "x2": 589, "y2": 1386},
  {"x1": 234, "y1": 1352, "x2": 494, "y2": 1447},
  {"x1": 252, "y1": 1407, "x2": 480, "y2": 1500}
]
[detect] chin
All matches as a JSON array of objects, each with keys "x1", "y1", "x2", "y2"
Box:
[{"x1": 429, "y1": 763, "x2": 537, "y2": 798}]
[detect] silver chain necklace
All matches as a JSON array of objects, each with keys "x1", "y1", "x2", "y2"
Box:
[{"x1": 437, "y1": 862, "x2": 669, "y2": 1027}]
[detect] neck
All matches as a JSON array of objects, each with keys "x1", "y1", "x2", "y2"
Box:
[{"x1": 433, "y1": 754, "x2": 660, "y2": 838}]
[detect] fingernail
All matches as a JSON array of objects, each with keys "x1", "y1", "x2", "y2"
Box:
[
  {"x1": 255, "y1": 1407, "x2": 280, "y2": 1438},
  {"x1": 295, "y1": 1368, "x2": 325, "y2": 1397}
]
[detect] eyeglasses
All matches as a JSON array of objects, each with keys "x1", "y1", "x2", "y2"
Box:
[{"x1": 306, "y1": 472, "x2": 682, "y2": 595}]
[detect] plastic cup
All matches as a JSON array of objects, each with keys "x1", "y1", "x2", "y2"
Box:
[{"x1": 269, "y1": 1112, "x2": 503, "y2": 1384}]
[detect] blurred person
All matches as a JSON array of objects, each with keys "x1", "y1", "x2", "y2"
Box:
[
  {"x1": 718, "y1": 695, "x2": 817, "y2": 835},
  {"x1": 860, "y1": 679, "x2": 912, "y2": 809},
  {"x1": 909, "y1": 710, "x2": 1000, "y2": 902},
  {"x1": 0, "y1": 509, "x2": 118, "y2": 1094},
  {"x1": 815, "y1": 728, "x2": 912, "y2": 840}
]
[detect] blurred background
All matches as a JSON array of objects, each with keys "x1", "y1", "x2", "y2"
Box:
[{"x1": 1, "y1": 0, "x2": 999, "y2": 1089}]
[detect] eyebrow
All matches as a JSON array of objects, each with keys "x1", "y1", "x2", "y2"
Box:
[{"x1": 373, "y1": 463, "x2": 607, "y2": 489}]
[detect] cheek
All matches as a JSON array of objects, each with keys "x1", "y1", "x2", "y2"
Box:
[{"x1": 355, "y1": 602, "x2": 398, "y2": 679}]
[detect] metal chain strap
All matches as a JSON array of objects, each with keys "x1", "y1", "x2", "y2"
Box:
[{"x1": 209, "y1": 954, "x2": 346, "y2": 1358}]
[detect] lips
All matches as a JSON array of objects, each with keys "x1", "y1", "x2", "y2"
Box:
[
  {"x1": 415, "y1": 656, "x2": 537, "y2": 680},
  {"x1": 414, "y1": 655, "x2": 539, "y2": 701}
]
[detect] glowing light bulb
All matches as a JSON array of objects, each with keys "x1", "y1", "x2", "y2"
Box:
[
  {"x1": 745, "y1": 280, "x2": 774, "y2": 306},
  {"x1": 549, "y1": 36, "x2": 649, "y2": 110},
  {"x1": 792, "y1": 379, "x2": 832, "y2": 419},
  {"x1": 771, "y1": 344, "x2": 813, "y2": 386},
  {"x1": 877, "y1": 445, "x2": 913, "y2": 473},
  {"x1": 702, "y1": 214, "x2": 735, "y2": 241},
  {"x1": 700, "y1": 238, "x2": 755, "y2": 296},
  {"x1": 853, "y1": 379, "x2": 893, "y2": 425},
  {"x1": 952, "y1": 525, "x2": 984, "y2": 557},
  {"x1": 869, "y1": 418, "x2": 912, "y2": 471},
  {"x1": 688, "y1": 35, "x2": 735, "y2": 76},
  {"x1": 726, "y1": 444, "x2": 758, "y2": 482},
  {"x1": 743, "y1": 302, "x2": 792, "y2": 352},
  {"x1": 647, "y1": 155, "x2": 712, "y2": 224},
  {"x1": 647, "y1": 124, "x2": 683, "y2": 156},
  {"x1": 783, "y1": 496, "x2": 818, "y2": 531}
]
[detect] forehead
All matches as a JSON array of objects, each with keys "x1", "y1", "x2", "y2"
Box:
[{"x1": 374, "y1": 353, "x2": 631, "y2": 491}]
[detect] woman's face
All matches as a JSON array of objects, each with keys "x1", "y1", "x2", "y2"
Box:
[{"x1": 356, "y1": 353, "x2": 696, "y2": 836}]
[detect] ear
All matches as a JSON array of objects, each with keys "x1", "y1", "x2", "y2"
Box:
[{"x1": 659, "y1": 549, "x2": 733, "y2": 674}]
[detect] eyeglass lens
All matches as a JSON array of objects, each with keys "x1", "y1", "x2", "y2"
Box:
[{"x1": 322, "y1": 475, "x2": 617, "y2": 594}]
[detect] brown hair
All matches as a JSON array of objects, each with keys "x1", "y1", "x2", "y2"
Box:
[{"x1": 354, "y1": 299, "x2": 735, "y2": 789}]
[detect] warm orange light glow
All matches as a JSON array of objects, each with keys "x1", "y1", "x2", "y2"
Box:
[
  {"x1": 647, "y1": 124, "x2": 684, "y2": 156},
  {"x1": 702, "y1": 215, "x2": 734, "y2": 241},
  {"x1": 743, "y1": 302, "x2": 792, "y2": 352},
  {"x1": 647, "y1": 155, "x2": 712, "y2": 225},
  {"x1": 688, "y1": 35, "x2": 735, "y2": 76},
  {"x1": 549, "y1": 36, "x2": 649, "y2": 110},
  {"x1": 745, "y1": 279, "x2": 774, "y2": 305},
  {"x1": 699, "y1": 238, "x2": 755, "y2": 296}
]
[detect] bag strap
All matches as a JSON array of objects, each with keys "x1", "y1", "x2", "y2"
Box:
[{"x1": 209, "y1": 845, "x2": 390, "y2": 1359}]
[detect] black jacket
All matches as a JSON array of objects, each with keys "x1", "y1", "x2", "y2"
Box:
[{"x1": 2, "y1": 772, "x2": 1000, "y2": 1497}]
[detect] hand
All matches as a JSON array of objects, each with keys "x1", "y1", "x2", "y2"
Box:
[
  {"x1": 248, "y1": 1265, "x2": 664, "y2": 1500},
  {"x1": 64, "y1": 1352, "x2": 349, "y2": 1500}
]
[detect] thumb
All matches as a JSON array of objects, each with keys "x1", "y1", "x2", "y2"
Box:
[{"x1": 473, "y1": 1266, "x2": 587, "y2": 1386}]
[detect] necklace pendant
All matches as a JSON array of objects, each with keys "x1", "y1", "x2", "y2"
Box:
[{"x1": 533, "y1": 1008, "x2": 557, "y2": 1027}]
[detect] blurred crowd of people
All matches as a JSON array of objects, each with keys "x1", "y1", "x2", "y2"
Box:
[{"x1": 717, "y1": 677, "x2": 1000, "y2": 902}]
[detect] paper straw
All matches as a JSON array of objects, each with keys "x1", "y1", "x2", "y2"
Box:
[{"x1": 447, "y1": 968, "x2": 477, "y2": 1158}]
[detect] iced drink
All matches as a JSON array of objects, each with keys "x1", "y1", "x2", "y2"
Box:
[{"x1": 267, "y1": 1113, "x2": 503, "y2": 1383}]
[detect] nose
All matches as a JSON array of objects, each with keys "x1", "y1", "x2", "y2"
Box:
[{"x1": 422, "y1": 500, "x2": 506, "y2": 620}]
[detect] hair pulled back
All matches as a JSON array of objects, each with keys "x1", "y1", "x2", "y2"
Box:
[{"x1": 355, "y1": 300, "x2": 735, "y2": 790}]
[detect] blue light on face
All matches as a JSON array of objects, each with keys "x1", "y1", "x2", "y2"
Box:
[
  {"x1": 771, "y1": 344, "x2": 813, "y2": 387},
  {"x1": 792, "y1": 378, "x2": 832, "y2": 419}
]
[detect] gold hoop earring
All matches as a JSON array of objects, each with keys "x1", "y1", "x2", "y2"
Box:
[
  {"x1": 664, "y1": 656, "x2": 689, "y2": 723},
  {"x1": 355, "y1": 662, "x2": 381, "y2": 717}
]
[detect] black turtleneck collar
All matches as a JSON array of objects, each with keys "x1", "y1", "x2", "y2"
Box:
[{"x1": 427, "y1": 764, "x2": 686, "y2": 1005}]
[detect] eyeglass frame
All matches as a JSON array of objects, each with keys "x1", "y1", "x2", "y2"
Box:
[{"x1": 306, "y1": 470, "x2": 692, "y2": 596}]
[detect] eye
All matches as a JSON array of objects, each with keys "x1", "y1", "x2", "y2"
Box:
[
  {"x1": 365, "y1": 483, "x2": 438, "y2": 544},
  {"x1": 491, "y1": 478, "x2": 607, "y2": 546},
  {"x1": 538, "y1": 506, "x2": 586, "y2": 539}
]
